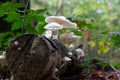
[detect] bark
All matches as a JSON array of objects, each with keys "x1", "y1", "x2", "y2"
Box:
[{"x1": 5, "y1": 34, "x2": 68, "y2": 80}]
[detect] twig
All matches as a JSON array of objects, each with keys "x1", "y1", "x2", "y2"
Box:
[
  {"x1": 95, "y1": 62, "x2": 120, "y2": 74},
  {"x1": 21, "y1": 0, "x2": 30, "y2": 33},
  {"x1": 16, "y1": 10, "x2": 25, "y2": 13},
  {"x1": 105, "y1": 72, "x2": 117, "y2": 80},
  {"x1": 109, "y1": 63, "x2": 120, "y2": 74}
]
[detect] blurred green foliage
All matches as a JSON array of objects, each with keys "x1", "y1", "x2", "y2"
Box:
[
  {"x1": 32, "y1": 0, "x2": 120, "y2": 49},
  {"x1": 110, "y1": 33, "x2": 120, "y2": 48},
  {"x1": 0, "y1": 1, "x2": 47, "y2": 51}
]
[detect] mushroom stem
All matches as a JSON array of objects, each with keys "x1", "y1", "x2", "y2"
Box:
[
  {"x1": 57, "y1": 30, "x2": 60, "y2": 40},
  {"x1": 51, "y1": 30, "x2": 60, "y2": 40},
  {"x1": 44, "y1": 22, "x2": 63, "y2": 40},
  {"x1": 51, "y1": 30, "x2": 56, "y2": 39}
]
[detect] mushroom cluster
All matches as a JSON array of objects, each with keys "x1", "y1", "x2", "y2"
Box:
[{"x1": 44, "y1": 16, "x2": 77, "y2": 40}]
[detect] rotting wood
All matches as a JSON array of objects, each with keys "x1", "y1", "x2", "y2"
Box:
[{"x1": 5, "y1": 34, "x2": 68, "y2": 80}]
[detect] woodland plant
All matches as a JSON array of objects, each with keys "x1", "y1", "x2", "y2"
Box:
[
  {"x1": 0, "y1": 1, "x2": 120, "y2": 80},
  {"x1": 0, "y1": 1, "x2": 47, "y2": 51}
]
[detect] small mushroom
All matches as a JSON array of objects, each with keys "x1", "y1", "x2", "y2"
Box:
[
  {"x1": 68, "y1": 52, "x2": 73, "y2": 57},
  {"x1": 45, "y1": 16, "x2": 77, "y2": 28},
  {"x1": 44, "y1": 30, "x2": 52, "y2": 39},
  {"x1": 60, "y1": 56, "x2": 71, "y2": 69},
  {"x1": 3, "y1": 51, "x2": 6, "y2": 55},
  {"x1": 52, "y1": 68, "x2": 59, "y2": 80},
  {"x1": 18, "y1": 47, "x2": 21, "y2": 50},
  {"x1": 14, "y1": 41, "x2": 19, "y2": 46},
  {"x1": 68, "y1": 44, "x2": 75, "y2": 52},
  {"x1": 63, "y1": 56, "x2": 71, "y2": 61},
  {"x1": 0, "y1": 55, "x2": 5, "y2": 62},
  {"x1": 69, "y1": 32, "x2": 81, "y2": 39},
  {"x1": 45, "y1": 16, "x2": 77, "y2": 40},
  {"x1": 60, "y1": 32, "x2": 81, "y2": 45},
  {"x1": 44, "y1": 22, "x2": 63, "y2": 39},
  {"x1": 75, "y1": 48, "x2": 85, "y2": 61}
]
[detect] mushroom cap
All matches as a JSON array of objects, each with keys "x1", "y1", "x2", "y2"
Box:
[
  {"x1": 68, "y1": 44, "x2": 75, "y2": 49},
  {"x1": 63, "y1": 56, "x2": 71, "y2": 61},
  {"x1": 69, "y1": 32, "x2": 81, "y2": 39},
  {"x1": 75, "y1": 48, "x2": 85, "y2": 56},
  {"x1": 45, "y1": 16, "x2": 77, "y2": 28},
  {"x1": 61, "y1": 32, "x2": 81, "y2": 40},
  {"x1": 44, "y1": 22, "x2": 63, "y2": 30},
  {"x1": 68, "y1": 52, "x2": 73, "y2": 56}
]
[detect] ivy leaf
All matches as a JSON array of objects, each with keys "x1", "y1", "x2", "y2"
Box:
[{"x1": 12, "y1": 20, "x2": 22, "y2": 31}]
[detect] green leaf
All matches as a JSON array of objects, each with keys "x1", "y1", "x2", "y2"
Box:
[
  {"x1": 0, "y1": 32, "x2": 13, "y2": 49},
  {"x1": 14, "y1": 3, "x2": 25, "y2": 8},
  {"x1": 4, "y1": 12, "x2": 21, "y2": 22},
  {"x1": 1, "y1": 2, "x2": 24, "y2": 11},
  {"x1": 36, "y1": 23, "x2": 46, "y2": 35},
  {"x1": 36, "y1": 15, "x2": 45, "y2": 22},
  {"x1": 71, "y1": 29, "x2": 83, "y2": 37},
  {"x1": 0, "y1": 32, "x2": 12, "y2": 41},
  {"x1": 0, "y1": 10, "x2": 4, "y2": 17},
  {"x1": 12, "y1": 20, "x2": 22, "y2": 31},
  {"x1": 110, "y1": 34, "x2": 120, "y2": 48},
  {"x1": 0, "y1": 51, "x2": 4, "y2": 55},
  {"x1": 0, "y1": 33, "x2": 4, "y2": 40},
  {"x1": 34, "y1": 9, "x2": 46, "y2": 14},
  {"x1": 2, "y1": 2, "x2": 16, "y2": 11},
  {"x1": 26, "y1": 26, "x2": 37, "y2": 34}
]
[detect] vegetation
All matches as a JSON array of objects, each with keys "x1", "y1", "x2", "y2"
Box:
[{"x1": 0, "y1": 0, "x2": 120, "y2": 79}]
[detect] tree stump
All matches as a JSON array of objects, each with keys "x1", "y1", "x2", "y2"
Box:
[{"x1": 5, "y1": 34, "x2": 68, "y2": 80}]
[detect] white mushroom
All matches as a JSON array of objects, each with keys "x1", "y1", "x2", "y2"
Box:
[
  {"x1": 3, "y1": 51, "x2": 6, "y2": 55},
  {"x1": 44, "y1": 30, "x2": 52, "y2": 39},
  {"x1": 0, "y1": 51, "x2": 6, "y2": 62},
  {"x1": 69, "y1": 32, "x2": 81, "y2": 39},
  {"x1": 45, "y1": 16, "x2": 77, "y2": 28},
  {"x1": 68, "y1": 44, "x2": 75, "y2": 52},
  {"x1": 18, "y1": 47, "x2": 21, "y2": 50},
  {"x1": 44, "y1": 22, "x2": 63, "y2": 39},
  {"x1": 60, "y1": 32, "x2": 81, "y2": 45},
  {"x1": 68, "y1": 52, "x2": 73, "y2": 57},
  {"x1": 45, "y1": 16, "x2": 77, "y2": 40},
  {"x1": 75, "y1": 48, "x2": 85, "y2": 61},
  {"x1": 63, "y1": 56, "x2": 71, "y2": 61},
  {"x1": 14, "y1": 41, "x2": 19, "y2": 46},
  {"x1": 0, "y1": 55, "x2": 5, "y2": 62}
]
